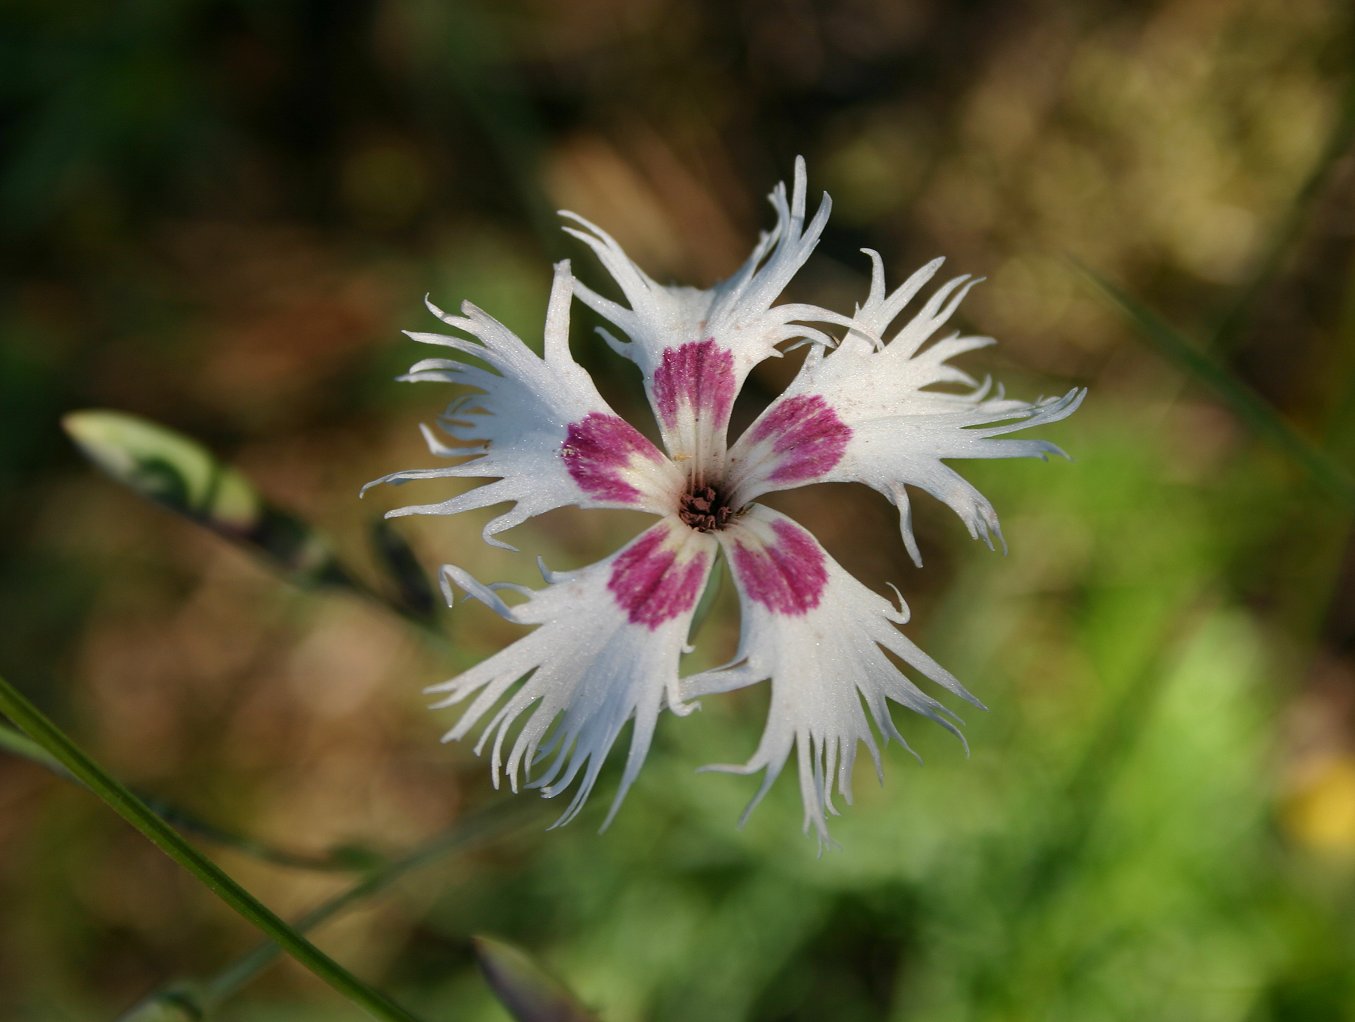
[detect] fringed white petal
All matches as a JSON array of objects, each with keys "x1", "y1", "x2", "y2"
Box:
[
  {"x1": 364, "y1": 261, "x2": 683, "y2": 548},
  {"x1": 726, "y1": 255, "x2": 1085, "y2": 563},
  {"x1": 563, "y1": 157, "x2": 856, "y2": 467},
  {"x1": 681, "y1": 506, "x2": 981, "y2": 850},
  {"x1": 430, "y1": 518, "x2": 716, "y2": 829}
]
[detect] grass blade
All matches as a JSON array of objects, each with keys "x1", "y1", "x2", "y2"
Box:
[
  {"x1": 0, "y1": 673, "x2": 427, "y2": 1022},
  {"x1": 1079, "y1": 264, "x2": 1355, "y2": 504},
  {"x1": 1209, "y1": 74, "x2": 1355, "y2": 353}
]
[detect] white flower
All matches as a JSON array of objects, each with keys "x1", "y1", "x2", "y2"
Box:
[{"x1": 370, "y1": 158, "x2": 1084, "y2": 845}]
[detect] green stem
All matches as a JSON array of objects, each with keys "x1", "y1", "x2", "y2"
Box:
[
  {"x1": 0, "y1": 674, "x2": 426, "y2": 1022},
  {"x1": 2, "y1": 721, "x2": 378, "y2": 874},
  {"x1": 203, "y1": 802, "x2": 532, "y2": 1007},
  {"x1": 1079, "y1": 264, "x2": 1355, "y2": 505},
  {"x1": 142, "y1": 797, "x2": 385, "y2": 873},
  {"x1": 0, "y1": 720, "x2": 68, "y2": 776},
  {"x1": 1208, "y1": 71, "x2": 1355, "y2": 354}
]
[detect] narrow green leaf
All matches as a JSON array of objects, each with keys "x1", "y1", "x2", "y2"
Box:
[
  {"x1": 3, "y1": 721, "x2": 381, "y2": 874},
  {"x1": 0, "y1": 720, "x2": 68, "y2": 776},
  {"x1": 0, "y1": 673, "x2": 426, "y2": 1022},
  {"x1": 371, "y1": 518, "x2": 437, "y2": 620},
  {"x1": 1078, "y1": 265, "x2": 1355, "y2": 504},
  {"x1": 474, "y1": 936, "x2": 599, "y2": 1022},
  {"x1": 140, "y1": 796, "x2": 386, "y2": 873},
  {"x1": 116, "y1": 986, "x2": 206, "y2": 1022},
  {"x1": 1209, "y1": 73, "x2": 1355, "y2": 354},
  {"x1": 200, "y1": 803, "x2": 534, "y2": 1008},
  {"x1": 63, "y1": 409, "x2": 350, "y2": 586}
]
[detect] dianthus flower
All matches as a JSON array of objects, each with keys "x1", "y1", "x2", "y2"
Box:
[{"x1": 369, "y1": 159, "x2": 1083, "y2": 844}]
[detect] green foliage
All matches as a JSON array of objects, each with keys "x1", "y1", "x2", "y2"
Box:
[
  {"x1": 63, "y1": 410, "x2": 350, "y2": 586},
  {"x1": 0, "y1": 673, "x2": 426, "y2": 1022}
]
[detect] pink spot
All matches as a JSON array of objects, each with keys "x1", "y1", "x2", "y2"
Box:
[
  {"x1": 607, "y1": 528, "x2": 709, "y2": 629},
  {"x1": 563, "y1": 413, "x2": 664, "y2": 503},
  {"x1": 731, "y1": 519, "x2": 827, "y2": 616},
  {"x1": 747, "y1": 394, "x2": 851, "y2": 484},
  {"x1": 651, "y1": 340, "x2": 735, "y2": 431}
]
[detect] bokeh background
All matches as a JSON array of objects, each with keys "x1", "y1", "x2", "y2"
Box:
[{"x1": 4, "y1": 0, "x2": 1355, "y2": 1018}]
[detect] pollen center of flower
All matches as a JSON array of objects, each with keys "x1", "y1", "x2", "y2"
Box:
[{"x1": 679, "y1": 484, "x2": 737, "y2": 533}]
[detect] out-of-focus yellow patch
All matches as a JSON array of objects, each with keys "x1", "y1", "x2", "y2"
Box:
[{"x1": 1282, "y1": 755, "x2": 1355, "y2": 856}]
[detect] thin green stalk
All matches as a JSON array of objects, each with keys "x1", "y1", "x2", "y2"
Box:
[
  {"x1": 0, "y1": 674, "x2": 426, "y2": 1022},
  {"x1": 202, "y1": 802, "x2": 533, "y2": 1008},
  {"x1": 142, "y1": 797, "x2": 385, "y2": 873},
  {"x1": 1208, "y1": 71, "x2": 1355, "y2": 354},
  {"x1": 2, "y1": 722, "x2": 378, "y2": 874},
  {"x1": 1079, "y1": 264, "x2": 1355, "y2": 505},
  {"x1": 0, "y1": 720, "x2": 68, "y2": 776}
]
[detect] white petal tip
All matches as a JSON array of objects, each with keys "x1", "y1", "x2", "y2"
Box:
[
  {"x1": 668, "y1": 698, "x2": 700, "y2": 717},
  {"x1": 696, "y1": 762, "x2": 757, "y2": 776}
]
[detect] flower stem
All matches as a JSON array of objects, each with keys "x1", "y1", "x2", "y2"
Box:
[
  {"x1": 0, "y1": 673, "x2": 426, "y2": 1022},
  {"x1": 1207, "y1": 72, "x2": 1355, "y2": 355},
  {"x1": 201, "y1": 801, "x2": 532, "y2": 1008},
  {"x1": 0, "y1": 720, "x2": 68, "y2": 776},
  {"x1": 1079, "y1": 264, "x2": 1355, "y2": 506},
  {"x1": 3, "y1": 721, "x2": 381, "y2": 873}
]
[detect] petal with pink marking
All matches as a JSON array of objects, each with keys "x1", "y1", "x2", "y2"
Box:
[
  {"x1": 727, "y1": 253, "x2": 1084, "y2": 564},
  {"x1": 725, "y1": 392, "x2": 852, "y2": 495},
  {"x1": 562, "y1": 411, "x2": 671, "y2": 505},
  {"x1": 364, "y1": 261, "x2": 683, "y2": 548},
  {"x1": 685, "y1": 506, "x2": 981, "y2": 848},
  {"x1": 562, "y1": 158, "x2": 857, "y2": 458},
  {"x1": 429, "y1": 517, "x2": 716, "y2": 829},
  {"x1": 647, "y1": 337, "x2": 739, "y2": 478}
]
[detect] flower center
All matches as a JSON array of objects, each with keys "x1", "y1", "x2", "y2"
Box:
[{"x1": 678, "y1": 484, "x2": 737, "y2": 533}]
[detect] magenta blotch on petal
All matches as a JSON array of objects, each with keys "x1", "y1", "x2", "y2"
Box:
[
  {"x1": 608, "y1": 527, "x2": 709, "y2": 629},
  {"x1": 730, "y1": 518, "x2": 828, "y2": 616},
  {"x1": 652, "y1": 339, "x2": 736, "y2": 431},
  {"x1": 562, "y1": 412, "x2": 665, "y2": 503},
  {"x1": 747, "y1": 394, "x2": 851, "y2": 484}
]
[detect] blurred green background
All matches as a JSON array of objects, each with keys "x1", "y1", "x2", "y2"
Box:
[{"x1": 3, "y1": 0, "x2": 1355, "y2": 1019}]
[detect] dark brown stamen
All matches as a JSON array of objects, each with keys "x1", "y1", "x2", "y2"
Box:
[{"x1": 679, "y1": 484, "x2": 735, "y2": 532}]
